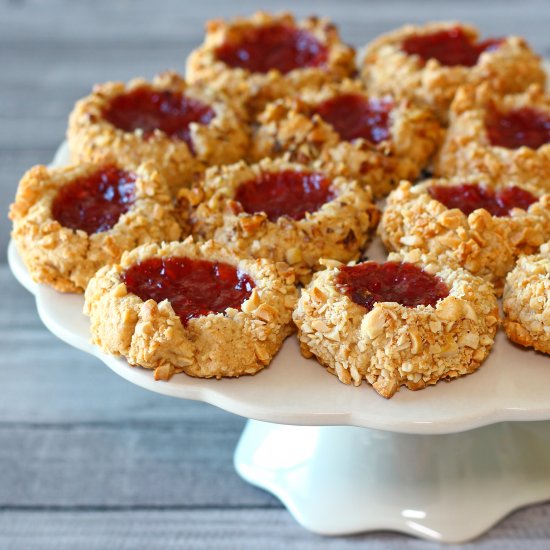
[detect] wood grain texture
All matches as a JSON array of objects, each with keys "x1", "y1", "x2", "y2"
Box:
[
  {"x1": 2, "y1": 0, "x2": 550, "y2": 547},
  {"x1": 1, "y1": 508, "x2": 550, "y2": 550}
]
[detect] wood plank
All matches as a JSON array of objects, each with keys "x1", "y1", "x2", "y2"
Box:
[
  {"x1": 0, "y1": 507, "x2": 550, "y2": 550},
  {"x1": 0, "y1": 422, "x2": 280, "y2": 508},
  {"x1": 3, "y1": 0, "x2": 550, "y2": 42}
]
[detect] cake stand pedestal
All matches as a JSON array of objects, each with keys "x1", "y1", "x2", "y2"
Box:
[{"x1": 234, "y1": 419, "x2": 550, "y2": 543}]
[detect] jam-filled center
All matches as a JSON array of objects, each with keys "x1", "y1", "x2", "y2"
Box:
[
  {"x1": 314, "y1": 94, "x2": 393, "y2": 143},
  {"x1": 51, "y1": 166, "x2": 136, "y2": 235},
  {"x1": 428, "y1": 183, "x2": 538, "y2": 217},
  {"x1": 401, "y1": 27, "x2": 502, "y2": 67},
  {"x1": 485, "y1": 107, "x2": 550, "y2": 150},
  {"x1": 235, "y1": 170, "x2": 335, "y2": 222},
  {"x1": 103, "y1": 87, "x2": 215, "y2": 150},
  {"x1": 122, "y1": 257, "x2": 255, "y2": 326},
  {"x1": 336, "y1": 261, "x2": 449, "y2": 311},
  {"x1": 215, "y1": 23, "x2": 328, "y2": 74}
]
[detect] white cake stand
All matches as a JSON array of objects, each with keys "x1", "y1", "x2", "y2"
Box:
[{"x1": 8, "y1": 143, "x2": 550, "y2": 543}]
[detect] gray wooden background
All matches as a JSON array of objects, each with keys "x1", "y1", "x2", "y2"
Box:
[{"x1": 2, "y1": 0, "x2": 550, "y2": 548}]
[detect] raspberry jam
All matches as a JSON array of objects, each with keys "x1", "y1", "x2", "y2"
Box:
[
  {"x1": 428, "y1": 183, "x2": 538, "y2": 217},
  {"x1": 215, "y1": 24, "x2": 328, "y2": 74},
  {"x1": 401, "y1": 27, "x2": 502, "y2": 67},
  {"x1": 314, "y1": 94, "x2": 393, "y2": 143},
  {"x1": 122, "y1": 257, "x2": 255, "y2": 326},
  {"x1": 51, "y1": 166, "x2": 136, "y2": 234},
  {"x1": 485, "y1": 108, "x2": 550, "y2": 150},
  {"x1": 104, "y1": 88, "x2": 215, "y2": 151},
  {"x1": 336, "y1": 261, "x2": 449, "y2": 311},
  {"x1": 235, "y1": 170, "x2": 335, "y2": 222}
]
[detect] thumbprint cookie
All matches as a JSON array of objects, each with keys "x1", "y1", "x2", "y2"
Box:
[
  {"x1": 250, "y1": 79, "x2": 442, "y2": 198},
  {"x1": 184, "y1": 158, "x2": 379, "y2": 283},
  {"x1": 10, "y1": 162, "x2": 182, "y2": 292},
  {"x1": 361, "y1": 22, "x2": 545, "y2": 121},
  {"x1": 186, "y1": 11, "x2": 355, "y2": 116},
  {"x1": 503, "y1": 243, "x2": 550, "y2": 354},
  {"x1": 293, "y1": 250, "x2": 498, "y2": 398},
  {"x1": 68, "y1": 71, "x2": 249, "y2": 194},
  {"x1": 84, "y1": 238, "x2": 298, "y2": 380},
  {"x1": 379, "y1": 178, "x2": 550, "y2": 294},
  {"x1": 436, "y1": 84, "x2": 550, "y2": 192}
]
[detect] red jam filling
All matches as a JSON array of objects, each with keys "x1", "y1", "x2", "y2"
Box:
[
  {"x1": 103, "y1": 87, "x2": 215, "y2": 151},
  {"x1": 428, "y1": 183, "x2": 538, "y2": 217},
  {"x1": 485, "y1": 107, "x2": 550, "y2": 150},
  {"x1": 401, "y1": 27, "x2": 502, "y2": 67},
  {"x1": 122, "y1": 257, "x2": 255, "y2": 326},
  {"x1": 314, "y1": 94, "x2": 393, "y2": 143},
  {"x1": 235, "y1": 170, "x2": 335, "y2": 222},
  {"x1": 336, "y1": 261, "x2": 449, "y2": 312},
  {"x1": 51, "y1": 166, "x2": 136, "y2": 234},
  {"x1": 215, "y1": 24, "x2": 328, "y2": 74}
]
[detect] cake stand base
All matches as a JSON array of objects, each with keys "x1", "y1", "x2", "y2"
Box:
[{"x1": 234, "y1": 420, "x2": 550, "y2": 543}]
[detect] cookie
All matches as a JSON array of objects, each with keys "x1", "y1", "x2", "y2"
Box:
[
  {"x1": 436, "y1": 84, "x2": 550, "y2": 192},
  {"x1": 503, "y1": 243, "x2": 550, "y2": 354},
  {"x1": 186, "y1": 11, "x2": 355, "y2": 116},
  {"x1": 361, "y1": 22, "x2": 545, "y2": 122},
  {"x1": 379, "y1": 178, "x2": 550, "y2": 294},
  {"x1": 9, "y1": 162, "x2": 183, "y2": 292},
  {"x1": 250, "y1": 79, "x2": 442, "y2": 198},
  {"x1": 293, "y1": 250, "x2": 499, "y2": 398},
  {"x1": 185, "y1": 158, "x2": 379, "y2": 283},
  {"x1": 84, "y1": 238, "x2": 299, "y2": 380},
  {"x1": 68, "y1": 71, "x2": 249, "y2": 194}
]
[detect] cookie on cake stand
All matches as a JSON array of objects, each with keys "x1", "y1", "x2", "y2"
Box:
[
  {"x1": 84, "y1": 238, "x2": 298, "y2": 381},
  {"x1": 186, "y1": 11, "x2": 355, "y2": 116},
  {"x1": 293, "y1": 250, "x2": 498, "y2": 398},
  {"x1": 10, "y1": 161, "x2": 183, "y2": 293},
  {"x1": 436, "y1": 83, "x2": 550, "y2": 191},
  {"x1": 361, "y1": 22, "x2": 545, "y2": 121},
  {"x1": 250, "y1": 79, "x2": 442, "y2": 198},
  {"x1": 68, "y1": 71, "x2": 249, "y2": 194},
  {"x1": 185, "y1": 158, "x2": 379, "y2": 283},
  {"x1": 503, "y1": 242, "x2": 550, "y2": 354},
  {"x1": 379, "y1": 177, "x2": 550, "y2": 295}
]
